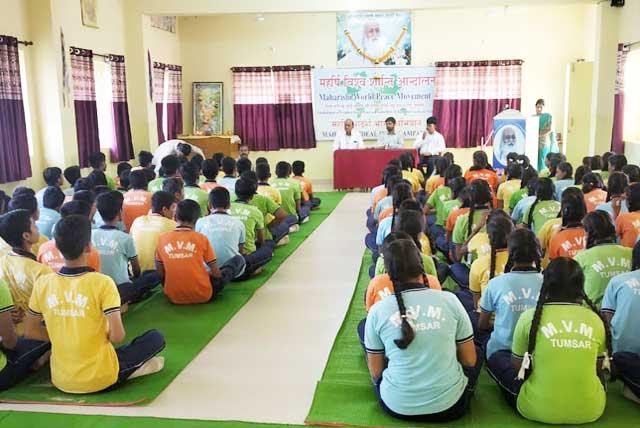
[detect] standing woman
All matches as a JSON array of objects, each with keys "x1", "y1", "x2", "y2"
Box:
[
  {"x1": 364, "y1": 239, "x2": 481, "y2": 422},
  {"x1": 487, "y1": 258, "x2": 610, "y2": 425},
  {"x1": 534, "y1": 99, "x2": 557, "y2": 172}
]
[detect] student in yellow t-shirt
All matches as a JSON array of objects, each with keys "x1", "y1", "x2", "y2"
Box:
[
  {"x1": 469, "y1": 216, "x2": 514, "y2": 307},
  {"x1": 400, "y1": 153, "x2": 421, "y2": 193},
  {"x1": 24, "y1": 215, "x2": 165, "y2": 394},
  {"x1": 0, "y1": 209, "x2": 53, "y2": 333},
  {"x1": 256, "y1": 163, "x2": 282, "y2": 205},
  {"x1": 0, "y1": 277, "x2": 50, "y2": 391},
  {"x1": 497, "y1": 163, "x2": 523, "y2": 213},
  {"x1": 130, "y1": 191, "x2": 177, "y2": 272}
]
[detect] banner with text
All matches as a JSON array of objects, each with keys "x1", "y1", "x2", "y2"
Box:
[{"x1": 312, "y1": 67, "x2": 436, "y2": 141}]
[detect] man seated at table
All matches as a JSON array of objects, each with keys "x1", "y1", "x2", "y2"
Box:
[
  {"x1": 377, "y1": 117, "x2": 404, "y2": 149},
  {"x1": 413, "y1": 116, "x2": 445, "y2": 177},
  {"x1": 333, "y1": 119, "x2": 364, "y2": 151}
]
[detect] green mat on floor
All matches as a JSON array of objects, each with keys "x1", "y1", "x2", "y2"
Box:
[
  {"x1": 0, "y1": 192, "x2": 345, "y2": 407},
  {"x1": 305, "y1": 251, "x2": 639, "y2": 428}
]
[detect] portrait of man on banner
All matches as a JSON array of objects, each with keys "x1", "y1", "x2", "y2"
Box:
[{"x1": 337, "y1": 11, "x2": 411, "y2": 67}]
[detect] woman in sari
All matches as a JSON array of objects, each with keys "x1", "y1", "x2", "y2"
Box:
[{"x1": 535, "y1": 99, "x2": 557, "y2": 171}]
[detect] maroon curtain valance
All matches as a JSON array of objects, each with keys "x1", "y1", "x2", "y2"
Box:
[
  {"x1": 435, "y1": 59, "x2": 524, "y2": 67},
  {"x1": 231, "y1": 66, "x2": 272, "y2": 73},
  {"x1": 272, "y1": 65, "x2": 313, "y2": 72}
]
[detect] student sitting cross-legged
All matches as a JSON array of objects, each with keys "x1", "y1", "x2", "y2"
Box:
[
  {"x1": 92, "y1": 192, "x2": 161, "y2": 305},
  {"x1": 230, "y1": 178, "x2": 275, "y2": 278},
  {"x1": 196, "y1": 187, "x2": 248, "y2": 280},
  {"x1": 271, "y1": 161, "x2": 309, "y2": 224},
  {"x1": 155, "y1": 200, "x2": 243, "y2": 304},
  {"x1": 364, "y1": 238, "x2": 481, "y2": 423},
  {"x1": 0, "y1": 210, "x2": 53, "y2": 334},
  {"x1": 122, "y1": 170, "x2": 153, "y2": 232},
  {"x1": 486, "y1": 258, "x2": 609, "y2": 424},
  {"x1": 24, "y1": 215, "x2": 165, "y2": 394},
  {"x1": 181, "y1": 161, "x2": 209, "y2": 217},
  {"x1": 200, "y1": 159, "x2": 220, "y2": 193},
  {"x1": 242, "y1": 171, "x2": 292, "y2": 246},
  {"x1": 130, "y1": 191, "x2": 177, "y2": 272},
  {"x1": 292, "y1": 160, "x2": 321, "y2": 209},
  {"x1": 36, "y1": 187, "x2": 64, "y2": 240}
]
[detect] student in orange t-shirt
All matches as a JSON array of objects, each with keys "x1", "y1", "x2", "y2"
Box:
[
  {"x1": 582, "y1": 172, "x2": 607, "y2": 213},
  {"x1": 464, "y1": 151, "x2": 499, "y2": 192},
  {"x1": 616, "y1": 183, "x2": 640, "y2": 248},
  {"x1": 122, "y1": 170, "x2": 152, "y2": 232},
  {"x1": 358, "y1": 236, "x2": 441, "y2": 345},
  {"x1": 155, "y1": 200, "x2": 244, "y2": 304},
  {"x1": 292, "y1": 161, "x2": 321, "y2": 208},
  {"x1": 37, "y1": 201, "x2": 101, "y2": 272},
  {"x1": 548, "y1": 188, "x2": 587, "y2": 259}
]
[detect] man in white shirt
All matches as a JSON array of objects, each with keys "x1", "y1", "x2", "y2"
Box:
[
  {"x1": 377, "y1": 117, "x2": 404, "y2": 149},
  {"x1": 413, "y1": 116, "x2": 446, "y2": 177},
  {"x1": 333, "y1": 119, "x2": 364, "y2": 151},
  {"x1": 152, "y1": 139, "x2": 205, "y2": 173}
]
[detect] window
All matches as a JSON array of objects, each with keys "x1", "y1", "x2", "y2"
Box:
[
  {"x1": 624, "y1": 48, "x2": 640, "y2": 143},
  {"x1": 94, "y1": 58, "x2": 115, "y2": 149},
  {"x1": 18, "y1": 48, "x2": 33, "y2": 155}
]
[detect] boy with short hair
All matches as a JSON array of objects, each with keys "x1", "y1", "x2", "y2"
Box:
[
  {"x1": 156, "y1": 200, "x2": 242, "y2": 303},
  {"x1": 256, "y1": 163, "x2": 282, "y2": 205},
  {"x1": 0, "y1": 210, "x2": 53, "y2": 333},
  {"x1": 36, "y1": 167, "x2": 63, "y2": 207},
  {"x1": 130, "y1": 191, "x2": 177, "y2": 272},
  {"x1": 122, "y1": 170, "x2": 152, "y2": 232},
  {"x1": 38, "y1": 201, "x2": 102, "y2": 272},
  {"x1": 89, "y1": 151, "x2": 116, "y2": 190},
  {"x1": 181, "y1": 162, "x2": 209, "y2": 217},
  {"x1": 271, "y1": 161, "x2": 309, "y2": 224},
  {"x1": 36, "y1": 187, "x2": 64, "y2": 239},
  {"x1": 218, "y1": 157, "x2": 238, "y2": 194},
  {"x1": 132, "y1": 150, "x2": 154, "y2": 172},
  {"x1": 200, "y1": 159, "x2": 220, "y2": 193},
  {"x1": 196, "y1": 187, "x2": 247, "y2": 279},
  {"x1": 148, "y1": 155, "x2": 180, "y2": 193},
  {"x1": 92, "y1": 192, "x2": 160, "y2": 304},
  {"x1": 8, "y1": 194, "x2": 49, "y2": 254},
  {"x1": 236, "y1": 158, "x2": 252, "y2": 176},
  {"x1": 163, "y1": 177, "x2": 184, "y2": 203},
  {"x1": 63, "y1": 166, "x2": 81, "y2": 197},
  {"x1": 231, "y1": 178, "x2": 274, "y2": 277},
  {"x1": 25, "y1": 215, "x2": 165, "y2": 394},
  {"x1": 241, "y1": 171, "x2": 292, "y2": 245},
  {"x1": 292, "y1": 160, "x2": 321, "y2": 209}
]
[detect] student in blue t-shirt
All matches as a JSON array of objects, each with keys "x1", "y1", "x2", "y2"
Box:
[
  {"x1": 364, "y1": 238, "x2": 481, "y2": 422},
  {"x1": 479, "y1": 228, "x2": 543, "y2": 359},
  {"x1": 195, "y1": 187, "x2": 247, "y2": 280},
  {"x1": 91, "y1": 191, "x2": 161, "y2": 305},
  {"x1": 602, "y1": 239, "x2": 640, "y2": 403},
  {"x1": 218, "y1": 157, "x2": 238, "y2": 194},
  {"x1": 554, "y1": 162, "x2": 575, "y2": 201},
  {"x1": 36, "y1": 187, "x2": 64, "y2": 239}
]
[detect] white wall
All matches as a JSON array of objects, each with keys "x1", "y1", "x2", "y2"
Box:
[{"x1": 179, "y1": 3, "x2": 597, "y2": 179}]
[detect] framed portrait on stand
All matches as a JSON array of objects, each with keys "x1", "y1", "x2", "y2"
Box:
[{"x1": 192, "y1": 82, "x2": 223, "y2": 136}]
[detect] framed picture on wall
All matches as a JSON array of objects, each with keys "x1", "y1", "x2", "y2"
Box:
[
  {"x1": 192, "y1": 82, "x2": 224, "y2": 136},
  {"x1": 150, "y1": 16, "x2": 177, "y2": 33},
  {"x1": 80, "y1": 0, "x2": 98, "y2": 28}
]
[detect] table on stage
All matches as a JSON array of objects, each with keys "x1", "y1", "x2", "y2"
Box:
[{"x1": 333, "y1": 148, "x2": 419, "y2": 189}]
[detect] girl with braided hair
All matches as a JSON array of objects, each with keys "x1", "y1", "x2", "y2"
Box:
[
  {"x1": 479, "y1": 228, "x2": 542, "y2": 359},
  {"x1": 522, "y1": 177, "x2": 560, "y2": 235},
  {"x1": 595, "y1": 171, "x2": 629, "y2": 221},
  {"x1": 602, "y1": 239, "x2": 640, "y2": 403},
  {"x1": 615, "y1": 182, "x2": 640, "y2": 247},
  {"x1": 436, "y1": 177, "x2": 467, "y2": 256},
  {"x1": 545, "y1": 187, "x2": 587, "y2": 260},
  {"x1": 488, "y1": 257, "x2": 610, "y2": 424},
  {"x1": 464, "y1": 151, "x2": 498, "y2": 191},
  {"x1": 509, "y1": 166, "x2": 538, "y2": 214},
  {"x1": 582, "y1": 172, "x2": 607, "y2": 212},
  {"x1": 373, "y1": 176, "x2": 404, "y2": 224},
  {"x1": 553, "y1": 161, "x2": 574, "y2": 201},
  {"x1": 469, "y1": 215, "x2": 514, "y2": 307},
  {"x1": 425, "y1": 164, "x2": 462, "y2": 239},
  {"x1": 364, "y1": 238, "x2": 481, "y2": 422},
  {"x1": 424, "y1": 156, "x2": 450, "y2": 194},
  {"x1": 399, "y1": 153, "x2": 421, "y2": 194},
  {"x1": 496, "y1": 162, "x2": 522, "y2": 212},
  {"x1": 575, "y1": 211, "x2": 632, "y2": 307}
]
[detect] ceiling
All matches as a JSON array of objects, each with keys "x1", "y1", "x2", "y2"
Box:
[{"x1": 138, "y1": 0, "x2": 601, "y2": 16}]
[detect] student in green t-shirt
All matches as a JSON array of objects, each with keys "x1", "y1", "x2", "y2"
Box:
[
  {"x1": 271, "y1": 162, "x2": 309, "y2": 223},
  {"x1": 487, "y1": 257, "x2": 611, "y2": 425},
  {"x1": 0, "y1": 277, "x2": 50, "y2": 390},
  {"x1": 522, "y1": 177, "x2": 560, "y2": 235},
  {"x1": 436, "y1": 178, "x2": 467, "y2": 256},
  {"x1": 181, "y1": 162, "x2": 209, "y2": 217},
  {"x1": 509, "y1": 166, "x2": 538, "y2": 213},
  {"x1": 449, "y1": 179, "x2": 493, "y2": 288},
  {"x1": 574, "y1": 211, "x2": 632, "y2": 307},
  {"x1": 426, "y1": 164, "x2": 462, "y2": 240}
]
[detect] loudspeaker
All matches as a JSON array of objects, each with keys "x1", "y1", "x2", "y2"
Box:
[{"x1": 611, "y1": 0, "x2": 625, "y2": 7}]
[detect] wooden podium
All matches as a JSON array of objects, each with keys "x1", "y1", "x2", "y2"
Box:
[{"x1": 178, "y1": 135, "x2": 241, "y2": 158}]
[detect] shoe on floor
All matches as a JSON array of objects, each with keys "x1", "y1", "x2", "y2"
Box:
[
  {"x1": 289, "y1": 224, "x2": 300, "y2": 233},
  {"x1": 276, "y1": 235, "x2": 290, "y2": 247},
  {"x1": 623, "y1": 385, "x2": 640, "y2": 404},
  {"x1": 129, "y1": 356, "x2": 165, "y2": 380},
  {"x1": 301, "y1": 217, "x2": 310, "y2": 224}
]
